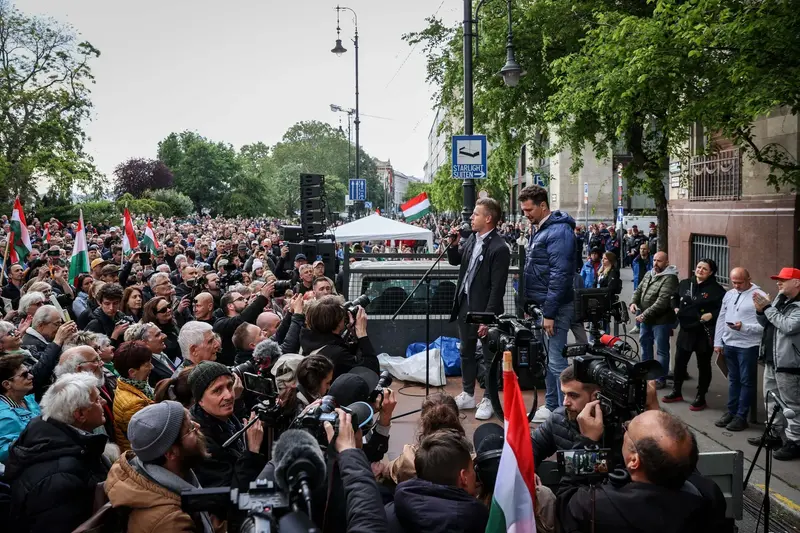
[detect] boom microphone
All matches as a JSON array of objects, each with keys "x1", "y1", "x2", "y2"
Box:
[
  {"x1": 272, "y1": 429, "x2": 327, "y2": 515},
  {"x1": 253, "y1": 339, "x2": 282, "y2": 369}
]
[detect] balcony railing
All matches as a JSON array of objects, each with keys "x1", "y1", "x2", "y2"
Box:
[{"x1": 689, "y1": 148, "x2": 742, "y2": 201}]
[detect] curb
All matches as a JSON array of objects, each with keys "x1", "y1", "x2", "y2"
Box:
[{"x1": 744, "y1": 484, "x2": 800, "y2": 532}]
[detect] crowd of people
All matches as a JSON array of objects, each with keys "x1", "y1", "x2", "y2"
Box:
[{"x1": 0, "y1": 203, "x2": 795, "y2": 533}]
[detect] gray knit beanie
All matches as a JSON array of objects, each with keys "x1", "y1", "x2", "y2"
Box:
[
  {"x1": 189, "y1": 361, "x2": 233, "y2": 402},
  {"x1": 128, "y1": 400, "x2": 185, "y2": 462}
]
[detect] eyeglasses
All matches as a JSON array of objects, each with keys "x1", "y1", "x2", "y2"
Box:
[
  {"x1": 77, "y1": 356, "x2": 103, "y2": 367},
  {"x1": 181, "y1": 422, "x2": 200, "y2": 440},
  {"x1": 622, "y1": 420, "x2": 639, "y2": 453},
  {"x1": 156, "y1": 307, "x2": 170, "y2": 314}
]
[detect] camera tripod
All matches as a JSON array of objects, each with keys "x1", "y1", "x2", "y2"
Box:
[{"x1": 743, "y1": 390, "x2": 795, "y2": 533}]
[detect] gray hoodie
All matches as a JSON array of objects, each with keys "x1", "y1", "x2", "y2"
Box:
[
  {"x1": 714, "y1": 283, "x2": 766, "y2": 349},
  {"x1": 757, "y1": 294, "x2": 800, "y2": 371}
]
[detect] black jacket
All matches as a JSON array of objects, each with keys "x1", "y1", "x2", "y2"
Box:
[
  {"x1": 156, "y1": 320, "x2": 182, "y2": 364},
  {"x1": 213, "y1": 294, "x2": 268, "y2": 366},
  {"x1": 596, "y1": 268, "x2": 622, "y2": 296},
  {"x1": 672, "y1": 276, "x2": 725, "y2": 351},
  {"x1": 447, "y1": 229, "x2": 511, "y2": 321},
  {"x1": 532, "y1": 407, "x2": 615, "y2": 468},
  {"x1": 148, "y1": 353, "x2": 177, "y2": 388},
  {"x1": 189, "y1": 403, "x2": 268, "y2": 492},
  {"x1": 299, "y1": 328, "x2": 379, "y2": 378},
  {"x1": 4, "y1": 417, "x2": 110, "y2": 533},
  {"x1": 556, "y1": 472, "x2": 721, "y2": 533},
  {"x1": 273, "y1": 311, "x2": 304, "y2": 355},
  {"x1": 1, "y1": 281, "x2": 22, "y2": 309},
  {"x1": 21, "y1": 341, "x2": 61, "y2": 401},
  {"x1": 385, "y1": 478, "x2": 488, "y2": 533},
  {"x1": 84, "y1": 306, "x2": 125, "y2": 343},
  {"x1": 20, "y1": 332, "x2": 52, "y2": 361}
]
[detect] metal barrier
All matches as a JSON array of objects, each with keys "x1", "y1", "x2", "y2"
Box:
[{"x1": 697, "y1": 450, "x2": 744, "y2": 520}]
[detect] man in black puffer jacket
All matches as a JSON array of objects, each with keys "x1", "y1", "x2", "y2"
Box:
[
  {"x1": 84, "y1": 283, "x2": 130, "y2": 347},
  {"x1": 5, "y1": 373, "x2": 111, "y2": 533}
]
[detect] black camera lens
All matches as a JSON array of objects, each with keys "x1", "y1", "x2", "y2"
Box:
[{"x1": 273, "y1": 280, "x2": 293, "y2": 297}]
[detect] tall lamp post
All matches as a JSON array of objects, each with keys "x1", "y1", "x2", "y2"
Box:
[
  {"x1": 332, "y1": 6, "x2": 360, "y2": 211},
  {"x1": 462, "y1": 0, "x2": 523, "y2": 222}
]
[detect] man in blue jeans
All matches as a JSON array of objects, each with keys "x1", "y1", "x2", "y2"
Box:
[
  {"x1": 519, "y1": 185, "x2": 576, "y2": 423},
  {"x1": 629, "y1": 251, "x2": 678, "y2": 387},
  {"x1": 713, "y1": 267, "x2": 765, "y2": 431}
]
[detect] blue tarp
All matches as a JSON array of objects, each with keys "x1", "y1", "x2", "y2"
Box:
[{"x1": 406, "y1": 336, "x2": 461, "y2": 376}]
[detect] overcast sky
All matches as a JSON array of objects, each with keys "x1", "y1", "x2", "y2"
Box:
[{"x1": 17, "y1": 0, "x2": 461, "y2": 183}]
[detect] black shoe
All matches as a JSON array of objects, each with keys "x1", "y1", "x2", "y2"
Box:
[
  {"x1": 773, "y1": 441, "x2": 800, "y2": 461},
  {"x1": 689, "y1": 393, "x2": 707, "y2": 411},
  {"x1": 748, "y1": 432, "x2": 783, "y2": 448},
  {"x1": 662, "y1": 390, "x2": 684, "y2": 403},
  {"x1": 726, "y1": 416, "x2": 748, "y2": 432},
  {"x1": 715, "y1": 413, "x2": 734, "y2": 427}
]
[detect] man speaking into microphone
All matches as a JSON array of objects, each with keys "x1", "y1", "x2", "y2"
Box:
[{"x1": 448, "y1": 197, "x2": 510, "y2": 420}]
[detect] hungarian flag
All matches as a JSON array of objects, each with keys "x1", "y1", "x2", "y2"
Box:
[
  {"x1": 122, "y1": 208, "x2": 138, "y2": 254},
  {"x1": 486, "y1": 351, "x2": 537, "y2": 533},
  {"x1": 7, "y1": 231, "x2": 18, "y2": 264},
  {"x1": 43, "y1": 222, "x2": 50, "y2": 244},
  {"x1": 69, "y1": 210, "x2": 90, "y2": 285},
  {"x1": 10, "y1": 197, "x2": 31, "y2": 262},
  {"x1": 400, "y1": 192, "x2": 431, "y2": 222},
  {"x1": 141, "y1": 219, "x2": 160, "y2": 253}
]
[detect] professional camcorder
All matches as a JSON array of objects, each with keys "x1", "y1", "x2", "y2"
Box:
[
  {"x1": 564, "y1": 288, "x2": 662, "y2": 429},
  {"x1": 273, "y1": 280, "x2": 294, "y2": 298},
  {"x1": 467, "y1": 308, "x2": 547, "y2": 419},
  {"x1": 183, "y1": 429, "x2": 326, "y2": 533}
]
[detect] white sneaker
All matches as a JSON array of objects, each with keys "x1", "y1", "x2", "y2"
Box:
[
  {"x1": 475, "y1": 398, "x2": 494, "y2": 420},
  {"x1": 630, "y1": 326, "x2": 640, "y2": 334},
  {"x1": 454, "y1": 392, "x2": 476, "y2": 410},
  {"x1": 532, "y1": 406, "x2": 552, "y2": 424}
]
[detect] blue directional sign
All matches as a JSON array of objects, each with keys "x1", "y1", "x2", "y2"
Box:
[
  {"x1": 533, "y1": 172, "x2": 546, "y2": 187},
  {"x1": 364, "y1": 201, "x2": 373, "y2": 209},
  {"x1": 617, "y1": 206, "x2": 624, "y2": 226},
  {"x1": 452, "y1": 135, "x2": 488, "y2": 179},
  {"x1": 349, "y1": 179, "x2": 367, "y2": 201}
]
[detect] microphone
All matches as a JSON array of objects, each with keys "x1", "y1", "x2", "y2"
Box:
[
  {"x1": 272, "y1": 429, "x2": 327, "y2": 515},
  {"x1": 253, "y1": 339, "x2": 282, "y2": 370},
  {"x1": 599, "y1": 334, "x2": 633, "y2": 353},
  {"x1": 768, "y1": 390, "x2": 796, "y2": 419},
  {"x1": 459, "y1": 222, "x2": 473, "y2": 239}
]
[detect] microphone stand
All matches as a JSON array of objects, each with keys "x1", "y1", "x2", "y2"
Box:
[{"x1": 390, "y1": 235, "x2": 459, "y2": 420}]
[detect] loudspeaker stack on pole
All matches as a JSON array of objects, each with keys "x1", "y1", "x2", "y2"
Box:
[{"x1": 300, "y1": 174, "x2": 326, "y2": 240}]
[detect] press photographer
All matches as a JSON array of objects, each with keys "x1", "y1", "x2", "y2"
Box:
[
  {"x1": 556, "y1": 410, "x2": 728, "y2": 533},
  {"x1": 299, "y1": 295, "x2": 379, "y2": 378}
]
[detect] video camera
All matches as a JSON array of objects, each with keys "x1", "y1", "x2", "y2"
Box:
[
  {"x1": 273, "y1": 280, "x2": 294, "y2": 298},
  {"x1": 564, "y1": 288, "x2": 662, "y2": 428},
  {"x1": 466, "y1": 308, "x2": 547, "y2": 419}
]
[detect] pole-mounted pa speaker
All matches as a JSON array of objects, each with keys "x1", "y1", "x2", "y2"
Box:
[{"x1": 300, "y1": 174, "x2": 324, "y2": 187}]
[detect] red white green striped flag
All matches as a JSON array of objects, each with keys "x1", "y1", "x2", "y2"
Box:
[
  {"x1": 141, "y1": 219, "x2": 159, "y2": 253},
  {"x1": 122, "y1": 208, "x2": 138, "y2": 254},
  {"x1": 69, "y1": 210, "x2": 90, "y2": 285},
  {"x1": 400, "y1": 192, "x2": 431, "y2": 222},
  {"x1": 485, "y1": 351, "x2": 537, "y2": 533},
  {"x1": 10, "y1": 197, "x2": 31, "y2": 262}
]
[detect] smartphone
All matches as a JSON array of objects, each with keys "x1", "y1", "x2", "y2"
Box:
[
  {"x1": 556, "y1": 449, "x2": 612, "y2": 477},
  {"x1": 726, "y1": 322, "x2": 735, "y2": 328},
  {"x1": 243, "y1": 372, "x2": 276, "y2": 398},
  {"x1": 140, "y1": 251, "x2": 151, "y2": 266},
  {"x1": 47, "y1": 249, "x2": 60, "y2": 257}
]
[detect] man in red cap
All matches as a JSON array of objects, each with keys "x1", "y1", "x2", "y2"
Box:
[{"x1": 752, "y1": 267, "x2": 800, "y2": 460}]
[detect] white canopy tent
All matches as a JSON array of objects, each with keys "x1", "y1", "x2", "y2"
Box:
[{"x1": 333, "y1": 214, "x2": 434, "y2": 251}]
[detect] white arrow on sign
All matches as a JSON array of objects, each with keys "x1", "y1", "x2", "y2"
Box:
[{"x1": 473, "y1": 171, "x2": 486, "y2": 178}]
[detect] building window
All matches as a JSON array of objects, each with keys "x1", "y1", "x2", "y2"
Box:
[
  {"x1": 691, "y1": 235, "x2": 730, "y2": 286},
  {"x1": 689, "y1": 148, "x2": 742, "y2": 201}
]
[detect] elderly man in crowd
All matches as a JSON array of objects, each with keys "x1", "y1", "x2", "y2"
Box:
[
  {"x1": 174, "y1": 321, "x2": 221, "y2": 375},
  {"x1": 6, "y1": 373, "x2": 111, "y2": 533},
  {"x1": 125, "y1": 322, "x2": 177, "y2": 386},
  {"x1": 753, "y1": 267, "x2": 800, "y2": 461}
]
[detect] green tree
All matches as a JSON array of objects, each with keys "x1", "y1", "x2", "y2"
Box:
[
  {"x1": 157, "y1": 131, "x2": 240, "y2": 214},
  {"x1": 403, "y1": 181, "x2": 430, "y2": 203},
  {"x1": 0, "y1": 0, "x2": 101, "y2": 203},
  {"x1": 143, "y1": 189, "x2": 194, "y2": 217}
]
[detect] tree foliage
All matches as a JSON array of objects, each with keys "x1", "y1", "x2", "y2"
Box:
[
  {"x1": 403, "y1": 181, "x2": 430, "y2": 203},
  {"x1": 0, "y1": 0, "x2": 101, "y2": 204},
  {"x1": 113, "y1": 158, "x2": 174, "y2": 198},
  {"x1": 143, "y1": 189, "x2": 193, "y2": 218},
  {"x1": 408, "y1": 0, "x2": 800, "y2": 252},
  {"x1": 157, "y1": 131, "x2": 240, "y2": 215}
]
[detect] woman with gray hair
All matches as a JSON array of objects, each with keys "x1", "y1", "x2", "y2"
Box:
[{"x1": 4, "y1": 372, "x2": 111, "y2": 533}]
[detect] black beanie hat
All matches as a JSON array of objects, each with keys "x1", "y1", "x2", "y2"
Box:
[{"x1": 188, "y1": 361, "x2": 233, "y2": 402}]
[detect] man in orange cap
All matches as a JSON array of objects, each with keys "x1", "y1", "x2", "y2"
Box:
[{"x1": 753, "y1": 267, "x2": 800, "y2": 460}]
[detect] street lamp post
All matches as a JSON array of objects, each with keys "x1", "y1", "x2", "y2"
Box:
[
  {"x1": 332, "y1": 6, "x2": 360, "y2": 212},
  {"x1": 463, "y1": 0, "x2": 523, "y2": 222}
]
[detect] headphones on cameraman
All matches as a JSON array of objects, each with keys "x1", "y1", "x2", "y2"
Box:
[{"x1": 473, "y1": 447, "x2": 503, "y2": 484}]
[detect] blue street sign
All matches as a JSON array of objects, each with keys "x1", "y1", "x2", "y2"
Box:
[
  {"x1": 364, "y1": 201, "x2": 372, "y2": 209},
  {"x1": 349, "y1": 179, "x2": 367, "y2": 201},
  {"x1": 451, "y1": 135, "x2": 488, "y2": 179},
  {"x1": 617, "y1": 206, "x2": 624, "y2": 226},
  {"x1": 533, "y1": 172, "x2": 545, "y2": 187}
]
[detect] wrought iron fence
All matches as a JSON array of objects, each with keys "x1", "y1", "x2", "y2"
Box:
[
  {"x1": 691, "y1": 235, "x2": 730, "y2": 286},
  {"x1": 689, "y1": 148, "x2": 742, "y2": 201}
]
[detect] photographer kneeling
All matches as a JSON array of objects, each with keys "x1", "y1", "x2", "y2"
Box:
[
  {"x1": 299, "y1": 295, "x2": 380, "y2": 378},
  {"x1": 533, "y1": 365, "x2": 660, "y2": 476},
  {"x1": 556, "y1": 410, "x2": 725, "y2": 533}
]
